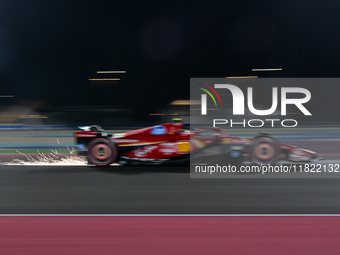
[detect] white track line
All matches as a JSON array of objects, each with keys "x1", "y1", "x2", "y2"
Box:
[{"x1": 0, "y1": 214, "x2": 340, "y2": 216}]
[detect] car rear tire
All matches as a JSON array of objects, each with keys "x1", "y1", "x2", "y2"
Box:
[
  {"x1": 87, "y1": 138, "x2": 117, "y2": 166},
  {"x1": 249, "y1": 137, "x2": 280, "y2": 165}
]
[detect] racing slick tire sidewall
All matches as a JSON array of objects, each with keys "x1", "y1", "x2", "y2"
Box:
[
  {"x1": 88, "y1": 138, "x2": 117, "y2": 166},
  {"x1": 249, "y1": 137, "x2": 280, "y2": 165}
]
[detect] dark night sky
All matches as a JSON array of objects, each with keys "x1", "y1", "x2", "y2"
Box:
[{"x1": 1, "y1": 0, "x2": 340, "y2": 120}]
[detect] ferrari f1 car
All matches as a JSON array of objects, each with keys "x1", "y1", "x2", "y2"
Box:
[{"x1": 74, "y1": 121, "x2": 319, "y2": 166}]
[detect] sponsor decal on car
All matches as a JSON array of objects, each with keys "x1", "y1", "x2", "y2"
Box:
[
  {"x1": 230, "y1": 151, "x2": 241, "y2": 157},
  {"x1": 117, "y1": 139, "x2": 140, "y2": 143},
  {"x1": 151, "y1": 126, "x2": 167, "y2": 135},
  {"x1": 159, "y1": 148, "x2": 176, "y2": 155},
  {"x1": 176, "y1": 141, "x2": 191, "y2": 153},
  {"x1": 112, "y1": 133, "x2": 126, "y2": 138},
  {"x1": 222, "y1": 138, "x2": 231, "y2": 144},
  {"x1": 135, "y1": 145, "x2": 158, "y2": 157},
  {"x1": 190, "y1": 139, "x2": 206, "y2": 149}
]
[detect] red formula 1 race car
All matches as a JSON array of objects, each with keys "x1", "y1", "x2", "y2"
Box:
[{"x1": 74, "y1": 121, "x2": 319, "y2": 166}]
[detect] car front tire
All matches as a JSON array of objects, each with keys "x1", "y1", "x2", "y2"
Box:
[{"x1": 87, "y1": 138, "x2": 117, "y2": 166}]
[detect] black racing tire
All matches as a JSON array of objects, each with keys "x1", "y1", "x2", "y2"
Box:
[
  {"x1": 248, "y1": 137, "x2": 280, "y2": 165},
  {"x1": 87, "y1": 138, "x2": 117, "y2": 166}
]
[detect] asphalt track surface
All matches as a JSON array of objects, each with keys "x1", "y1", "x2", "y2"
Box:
[{"x1": 1, "y1": 165, "x2": 340, "y2": 214}]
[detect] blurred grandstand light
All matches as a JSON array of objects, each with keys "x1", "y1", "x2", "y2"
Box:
[
  {"x1": 20, "y1": 115, "x2": 48, "y2": 118},
  {"x1": 149, "y1": 113, "x2": 179, "y2": 115},
  {"x1": 88, "y1": 78, "x2": 120, "y2": 81},
  {"x1": 0, "y1": 95, "x2": 14, "y2": 97},
  {"x1": 225, "y1": 76, "x2": 258, "y2": 78},
  {"x1": 97, "y1": 71, "x2": 126, "y2": 74},
  {"x1": 171, "y1": 100, "x2": 200, "y2": 105},
  {"x1": 252, "y1": 68, "x2": 282, "y2": 71}
]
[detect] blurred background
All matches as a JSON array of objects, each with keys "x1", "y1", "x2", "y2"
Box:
[{"x1": 0, "y1": 0, "x2": 340, "y2": 127}]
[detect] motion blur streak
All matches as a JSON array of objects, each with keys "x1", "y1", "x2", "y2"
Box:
[
  {"x1": 97, "y1": 71, "x2": 126, "y2": 73},
  {"x1": 252, "y1": 68, "x2": 283, "y2": 71},
  {"x1": 88, "y1": 78, "x2": 120, "y2": 81},
  {"x1": 0, "y1": 216, "x2": 339, "y2": 255}
]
